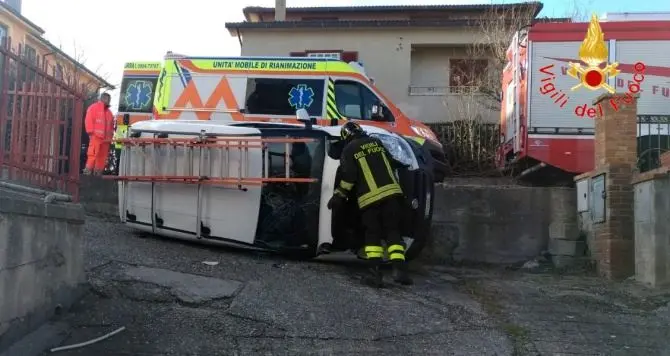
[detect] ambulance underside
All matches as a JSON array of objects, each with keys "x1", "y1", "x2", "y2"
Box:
[
  {"x1": 503, "y1": 39, "x2": 670, "y2": 176},
  {"x1": 114, "y1": 120, "x2": 434, "y2": 260}
]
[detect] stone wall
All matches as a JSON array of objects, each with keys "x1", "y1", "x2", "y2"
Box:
[
  {"x1": 80, "y1": 176, "x2": 579, "y2": 266},
  {"x1": 0, "y1": 188, "x2": 86, "y2": 353},
  {"x1": 425, "y1": 180, "x2": 578, "y2": 265},
  {"x1": 632, "y1": 169, "x2": 670, "y2": 287}
]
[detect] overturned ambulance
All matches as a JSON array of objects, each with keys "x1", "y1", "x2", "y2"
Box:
[{"x1": 110, "y1": 55, "x2": 439, "y2": 260}]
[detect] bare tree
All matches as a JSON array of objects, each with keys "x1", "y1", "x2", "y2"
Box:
[
  {"x1": 48, "y1": 41, "x2": 113, "y2": 100},
  {"x1": 464, "y1": 4, "x2": 539, "y2": 111},
  {"x1": 437, "y1": 2, "x2": 598, "y2": 176},
  {"x1": 464, "y1": 1, "x2": 594, "y2": 111}
]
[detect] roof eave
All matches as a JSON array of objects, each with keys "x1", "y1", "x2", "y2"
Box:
[
  {"x1": 242, "y1": 2, "x2": 543, "y2": 17},
  {"x1": 0, "y1": 2, "x2": 45, "y2": 35},
  {"x1": 225, "y1": 20, "x2": 483, "y2": 31}
]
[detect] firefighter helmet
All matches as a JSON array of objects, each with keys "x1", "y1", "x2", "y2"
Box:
[{"x1": 340, "y1": 121, "x2": 364, "y2": 141}]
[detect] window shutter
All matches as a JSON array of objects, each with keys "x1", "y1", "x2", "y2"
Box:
[
  {"x1": 290, "y1": 52, "x2": 306, "y2": 57},
  {"x1": 340, "y1": 51, "x2": 358, "y2": 62}
]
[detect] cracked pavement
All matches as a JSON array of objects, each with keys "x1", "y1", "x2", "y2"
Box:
[
  {"x1": 30, "y1": 216, "x2": 510, "y2": 356},
  {"x1": 16, "y1": 216, "x2": 670, "y2": 356}
]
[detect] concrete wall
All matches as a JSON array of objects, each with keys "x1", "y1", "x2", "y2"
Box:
[
  {"x1": 633, "y1": 173, "x2": 670, "y2": 287},
  {"x1": 79, "y1": 176, "x2": 119, "y2": 217},
  {"x1": 0, "y1": 188, "x2": 86, "y2": 353},
  {"x1": 425, "y1": 181, "x2": 576, "y2": 264},
  {"x1": 238, "y1": 27, "x2": 497, "y2": 123},
  {"x1": 79, "y1": 176, "x2": 577, "y2": 265}
]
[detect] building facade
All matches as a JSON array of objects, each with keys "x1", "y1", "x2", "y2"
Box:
[
  {"x1": 0, "y1": 0, "x2": 113, "y2": 94},
  {"x1": 226, "y1": 3, "x2": 541, "y2": 123}
]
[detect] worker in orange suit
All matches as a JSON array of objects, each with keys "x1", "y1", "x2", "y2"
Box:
[{"x1": 83, "y1": 93, "x2": 114, "y2": 175}]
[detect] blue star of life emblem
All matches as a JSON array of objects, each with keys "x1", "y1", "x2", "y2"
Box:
[
  {"x1": 124, "y1": 81, "x2": 153, "y2": 110},
  {"x1": 288, "y1": 84, "x2": 314, "y2": 110}
]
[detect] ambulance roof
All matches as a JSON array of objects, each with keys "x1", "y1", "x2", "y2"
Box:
[
  {"x1": 164, "y1": 55, "x2": 341, "y2": 62},
  {"x1": 130, "y1": 120, "x2": 392, "y2": 138}
]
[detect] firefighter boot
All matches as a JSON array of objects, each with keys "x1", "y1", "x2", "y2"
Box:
[
  {"x1": 363, "y1": 259, "x2": 384, "y2": 288},
  {"x1": 392, "y1": 261, "x2": 413, "y2": 285}
]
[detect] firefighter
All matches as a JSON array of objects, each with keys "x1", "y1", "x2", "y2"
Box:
[
  {"x1": 327, "y1": 121, "x2": 413, "y2": 287},
  {"x1": 112, "y1": 114, "x2": 130, "y2": 175},
  {"x1": 83, "y1": 93, "x2": 114, "y2": 175}
]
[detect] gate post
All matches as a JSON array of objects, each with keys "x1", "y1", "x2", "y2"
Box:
[{"x1": 591, "y1": 93, "x2": 638, "y2": 279}]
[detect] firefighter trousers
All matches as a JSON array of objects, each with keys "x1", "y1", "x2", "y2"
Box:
[
  {"x1": 361, "y1": 196, "x2": 406, "y2": 261},
  {"x1": 85, "y1": 136, "x2": 110, "y2": 173}
]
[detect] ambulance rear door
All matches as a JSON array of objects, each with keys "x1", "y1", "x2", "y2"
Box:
[
  {"x1": 158, "y1": 58, "x2": 249, "y2": 121},
  {"x1": 117, "y1": 61, "x2": 162, "y2": 121}
]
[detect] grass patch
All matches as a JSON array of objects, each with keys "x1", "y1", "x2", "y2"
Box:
[{"x1": 459, "y1": 279, "x2": 532, "y2": 355}]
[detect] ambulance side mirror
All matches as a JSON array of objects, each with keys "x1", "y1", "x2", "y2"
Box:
[
  {"x1": 371, "y1": 104, "x2": 390, "y2": 122},
  {"x1": 123, "y1": 113, "x2": 130, "y2": 125}
]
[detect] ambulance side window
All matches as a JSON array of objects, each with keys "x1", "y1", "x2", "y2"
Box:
[
  {"x1": 245, "y1": 78, "x2": 324, "y2": 117},
  {"x1": 334, "y1": 80, "x2": 393, "y2": 122}
]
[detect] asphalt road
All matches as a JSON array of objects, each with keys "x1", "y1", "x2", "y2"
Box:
[{"x1": 27, "y1": 216, "x2": 511, "y2": 356}]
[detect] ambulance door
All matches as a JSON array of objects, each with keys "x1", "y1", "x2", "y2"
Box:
[{"x1": 329, "y1": 77, "x2": 396, "y2": 131}]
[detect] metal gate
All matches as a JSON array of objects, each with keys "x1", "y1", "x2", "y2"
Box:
[
  {"x1": 0, "y1": 38, "x2": 85, "y2": 201},
  {"x1": 637, "y1": 115, "x2": 670, "y2": 173}
]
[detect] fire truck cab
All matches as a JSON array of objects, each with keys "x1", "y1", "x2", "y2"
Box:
[{"x1": 498, "y1": 16, "x2": 670, "y2": 181}]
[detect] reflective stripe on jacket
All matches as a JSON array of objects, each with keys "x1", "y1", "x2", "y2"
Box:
[
  {"x1": 84, "y1": 101, "x2": 114, "y2": 140},
  {"x1": 335, "y1": 135, "x2": 402, "y2": 209},
  {"x1": 113, "y1": 124, "x2": 128, "y2": 149}
]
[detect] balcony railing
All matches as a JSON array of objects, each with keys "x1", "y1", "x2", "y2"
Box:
[{"x1": 408, "y1": 86, "x2": 479, "y2": 96}]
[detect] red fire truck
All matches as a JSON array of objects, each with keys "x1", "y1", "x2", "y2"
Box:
[{"x1": 497, "y1": 16, "x2": 670, "y2": 181}]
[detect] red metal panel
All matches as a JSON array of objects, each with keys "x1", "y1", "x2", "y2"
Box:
[{"x1": 0, "y1": 37, "x2": 86, "y2": 201}]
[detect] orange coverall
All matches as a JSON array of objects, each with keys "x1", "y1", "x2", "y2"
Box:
[{"x1": 84, "y1": 101, "x2": 114, "y2": 173}]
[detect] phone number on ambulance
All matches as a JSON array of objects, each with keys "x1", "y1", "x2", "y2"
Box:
[{"x1": 212, "y1": 61, "x2": 317, "y2": 70}]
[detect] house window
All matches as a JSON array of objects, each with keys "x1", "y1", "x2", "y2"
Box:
[
  {"x1": 55, "y1": 63, "x2": 64, "y2": 80},
  {"x1": 449, "y1": 59, "x2": 488, "y2": 93},
  {"x1": 333, "y1": 80, "x2": 393, "y2": 122},
  {"x1": 21, "y1": 44, "x2": 37, "y2": 82},
  {"x1": 244, "y1": 78, "x2": 324, "y2": 117},
  {"x1": 0, "y1": 24, "x2": 7, "y2": 44},
  {"x1": 23, "y1": 44, "x2": 37, "y2": 63}
]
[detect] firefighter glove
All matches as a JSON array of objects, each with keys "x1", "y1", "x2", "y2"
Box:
[{"x1": 327, "y1": 194, "x2": 346, "y2": 210}]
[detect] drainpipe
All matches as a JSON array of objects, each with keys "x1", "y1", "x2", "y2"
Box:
[{"x1": 275, "y1": 0, "x2": 286, "y2": 21}]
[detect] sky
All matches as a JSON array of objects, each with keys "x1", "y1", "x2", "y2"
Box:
[{"x1": 21, "y1": 0, "x2": 670, "y2": 110}]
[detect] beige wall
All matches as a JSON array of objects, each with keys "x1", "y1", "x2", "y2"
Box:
[
  {"x1": 0, "y1": 9, "x2": 105, "y2": 94},
  {"x1": 238, "y1": 27, "x2": 497, "y2": 123}
]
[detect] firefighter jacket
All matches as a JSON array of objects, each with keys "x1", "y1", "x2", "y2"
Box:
[
  {"x1": 335, "y1": 135, "x2": 403, "y2": 209},
  {"x1": 84, "y1": 101, "x2": 114, "y2": 140},
  {"x1": 113, "y1": 124, "x2": 128, "y2": 149}
]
